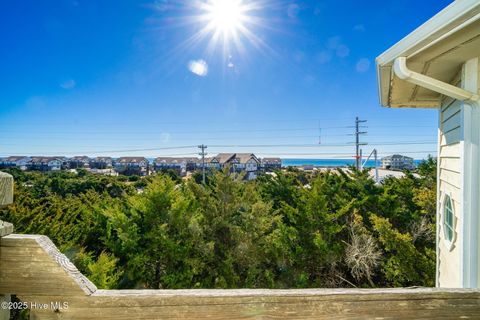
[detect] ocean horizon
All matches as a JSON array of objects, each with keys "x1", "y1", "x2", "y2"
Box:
[
  {"x1": 146, "y1": 158, "x2": 425, "y2": 168},
  {"x1": 281, "y1": 158, "x2": 425, "y2": 168}
]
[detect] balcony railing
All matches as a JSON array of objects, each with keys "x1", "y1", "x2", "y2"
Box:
[{"x1": 0, "y1": 224, "x2": 479, "y2": 319}]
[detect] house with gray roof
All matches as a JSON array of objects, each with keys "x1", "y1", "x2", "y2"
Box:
[
  {"x1": 0, "y1": 156, "x2": 31, "y2": 171},
  {"x1": 154, "y1": 157, "x2": 199, "y2": 176},
  {"x1": 212, "y1": 153, "x2": 260, "y2": 180},
  {"x1": 69, "y1": 156, "x2": 91, "y2": 169},
  {"x1": 261, "y1": 158, "x2": 282, "y2": 171},
  {"x1": 89, "y1": 157, "x2": 113, "y2": 169},
  {"x1": 28, "y1": 157, "x2": 63, "y2": 172},
  {"x1": 114, "y1": 157, "x2": 149, "y2": 176}
]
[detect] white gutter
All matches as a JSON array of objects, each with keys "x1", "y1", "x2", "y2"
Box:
[{"x1": 393, "y1": 57, "x2": 480, "y2": 103}]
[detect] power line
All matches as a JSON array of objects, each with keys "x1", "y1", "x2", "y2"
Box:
[
  {"x1": 0, "y1": 124, "x2": 436, "y2": 133},
  {"x1": 0, "y1": 141, "x2": 438, "y2": 155},
  {"x1": 62, "y1": 145, "x2": 198, "y2": 154},
  {"x1": 0, "y1": 134, "x2": 349, "y2": 142},
  {"x1": 0, "y1": 116, "x2": 396, "y2": 127},
  {"x1": 5, "y1": 132, "x2": 424, "y2": 143},
  {"x1": 0, "y1": 152, "x2": 200, "y2": 157},
  {"x1": 369, "y1": 125, "x2": 436, "y2": 128},
  {"x1": 207, "y1": 142, "x2": 435, "y2": 148},
  {"x1": 0, "y1": 127, "x2": 322, "y2": 135}
]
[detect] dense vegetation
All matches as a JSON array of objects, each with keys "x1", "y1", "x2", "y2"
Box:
[{"x1": 0, "y1": 159, "x2": 437, "y2": 289}]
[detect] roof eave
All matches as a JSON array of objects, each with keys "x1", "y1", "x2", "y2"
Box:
[{"x1": 376, "y1": 0, "x2": 480, "y2": 108}]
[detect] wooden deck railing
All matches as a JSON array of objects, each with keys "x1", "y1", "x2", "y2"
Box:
[
  {"x1": 0, "y1": 172, "x2": 13, "y2": 207},
  {"x1": 0, "y1": 226, "x2": 479, "y2": 319}
]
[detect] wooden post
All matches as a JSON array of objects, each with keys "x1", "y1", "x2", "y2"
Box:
[
  {"x1": 0, "y1": 171, "x2": 14, "y2": 320},
  {"x1": 0, "y1": 172, "x2": 13, "y2": 207},
  {"x1": 0, "y1": 223, "x2": 11, "y2": 320}
]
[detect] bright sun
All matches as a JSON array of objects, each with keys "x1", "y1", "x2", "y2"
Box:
[
  {"x1": 177, "y1": 0, "x2": 268, "y2": 61},
  {"x1": 207, "y1": 0, "x2": 246, "y2": 33}
]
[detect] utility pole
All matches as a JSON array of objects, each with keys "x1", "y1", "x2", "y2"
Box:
[
  {"x1": 355, "y1": 117, "x2": 368, "y2": 170},
  {"x1": 198, "y1": 144, "x2": 207, "y2": 184}
]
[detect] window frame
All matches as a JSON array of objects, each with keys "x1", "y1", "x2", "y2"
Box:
[{"x1": 441, "y1": 193, "x2": 456, "y2": 251}]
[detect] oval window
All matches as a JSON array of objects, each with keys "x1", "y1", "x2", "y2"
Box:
[{"x1": 443, "y1": 195, "x2": 455, "y2": 243}]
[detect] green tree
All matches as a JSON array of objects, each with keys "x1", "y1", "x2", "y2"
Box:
[
  {"x1": 370, "y1": 214, "x2": 435, "y2": 286},
  {"x1": 103, "y1": 175, "x2": 205, "y2": 288},
  {"x1": 0, "y1": 161, "x2": 438, "y2": 289}
]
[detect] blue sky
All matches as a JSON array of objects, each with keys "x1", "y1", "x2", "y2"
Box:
[{"x1": 0, "y1": 0, "x2": 452, "y2": 159}]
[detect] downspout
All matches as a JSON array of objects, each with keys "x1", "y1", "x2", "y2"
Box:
[{"x1": 393, "y1": 57, "x2": 480, "y2": 102}]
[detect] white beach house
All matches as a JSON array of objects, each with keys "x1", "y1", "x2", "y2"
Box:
[
  {"x1": 380, "y1": 154, "x2": 415, "y2": 170},
  {"x1": 376, "y1": 0, "x2": 480, "y2": 288}
]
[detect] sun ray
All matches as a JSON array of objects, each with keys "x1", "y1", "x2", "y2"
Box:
[
  {"x1": 144, "y1": 0, "x2": 279, "y2": 77},
  {"x1": 191, "y1": 0, "x2": 264, "y2": 59}
]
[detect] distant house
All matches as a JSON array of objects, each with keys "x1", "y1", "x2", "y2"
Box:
[
  {"x1": 380, "y1": 154, "x2": 414, "y2": 170},
  {"x1": 185, "y1": 157, "x2": 200, "y2": 172},
  {"x1": 207, "y1": 157, "x2": 221, "y2": 170},
  {"x1": 261, "y1": 158, "x2": 282, "y2": 171},
  {"x1": 212, "y1": 153, "x2": 234, "y2": 170},
  {"x1": 69, "y1": 156, "x2": 91, "y2": 169},
  {"x1": 89, "y1": 157, "x2": 113, "y2": 169},
  {"x1": 62, "y1": 157, "x2": 72, "y2": 169},
  {"x1": 213, "y1": 153, "x2": 260, "y2": 180},
  {"x1": 155, "y1": 157, "x2": 187, "y2": 175},
  {"x1": 369, "y1": 168, "x2": 420, "y2": 184},
  {"x1": 28, "y1": 157, "x2": 62, "y2": 172},
  {"x1": 114, "y1": 157, "x2": 149, "y2": 176},
  {"x1": 0, "y1": 156, "x2": 31, "y2": 171},
  {"x1": 301, "y1": 165, "x2": 315, "y2": 172}
]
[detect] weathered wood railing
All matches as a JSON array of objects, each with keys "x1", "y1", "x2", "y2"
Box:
[
  {"x1": 0, "y1": 171, "x2": 14, "y2": 320},
  {"x1": 0, "y1": 172, "x2": 13, "y2": 207},
  {"x1": 0, "y1": 231, "x2": 479, "y2": 319}
]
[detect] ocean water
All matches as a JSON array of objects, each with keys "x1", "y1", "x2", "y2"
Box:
[
  {"x1": 281, "y1": 159, "x2": 424, "y2": 168},
  {"x1": 147, "y1": 158, "x2": 423, "y2": 168}
]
